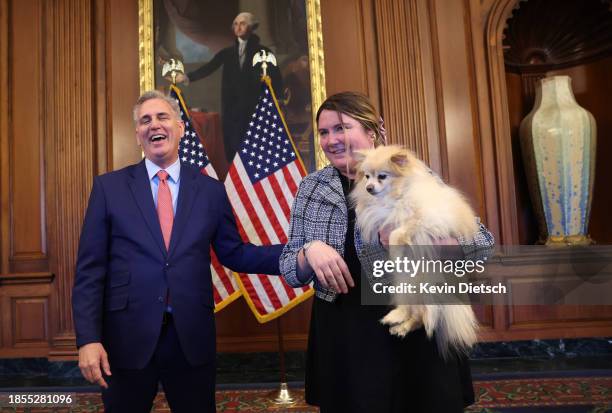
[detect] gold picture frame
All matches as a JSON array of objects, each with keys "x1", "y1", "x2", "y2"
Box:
[{"x1": 138, "y1": 0, "x2": 327, "y2": 170}]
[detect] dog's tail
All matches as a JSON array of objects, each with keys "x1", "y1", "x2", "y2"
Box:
[{"x1": 434, "y1": 305, "x2": 478, "y2": 359}]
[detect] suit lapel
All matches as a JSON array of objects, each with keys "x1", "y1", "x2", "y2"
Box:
[
  {"x1": 168, "y1": 163, "x2": 199, "y2": 257},
  {"x1": 128, "y1": 160, "x2": 167, "y2": 257}
]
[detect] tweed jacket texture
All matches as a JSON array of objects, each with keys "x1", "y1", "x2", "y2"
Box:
[{"x1": 279, "y1": 165, "x2": 495, "y2": 302}]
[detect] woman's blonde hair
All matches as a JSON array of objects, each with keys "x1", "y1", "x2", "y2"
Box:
[{"x1": 316, "y1": 91, "x2": 386, "y2": 147}]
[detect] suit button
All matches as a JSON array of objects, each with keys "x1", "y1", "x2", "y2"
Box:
[
  {"x1": 158, "y1": 296, "x2": 164, "y2": 302},
  {"x1": 165, "y1": 262, "x2": 170, "y2": 268}
]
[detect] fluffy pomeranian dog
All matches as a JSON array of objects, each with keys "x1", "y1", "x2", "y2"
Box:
[{"x1": 350, "y1": 145, "x2": 479, "y2": 356}]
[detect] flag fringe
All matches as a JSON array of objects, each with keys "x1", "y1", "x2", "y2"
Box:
[
  {"x1": 214, "y1": 289, "x2": 243, "y2": 313},
  {"x1": 234, "y1": 272, "x2": 314, "y2": 323}
]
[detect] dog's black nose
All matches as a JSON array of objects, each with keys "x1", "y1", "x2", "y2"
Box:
[{"x1": 366, "y1": 185, "x2": 374, "y2": 194}]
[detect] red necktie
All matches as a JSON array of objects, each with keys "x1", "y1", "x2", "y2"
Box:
[{"x1": 156, "y1": 170, "x2": 174, "y2": 251}]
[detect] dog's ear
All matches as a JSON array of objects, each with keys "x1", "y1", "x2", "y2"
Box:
[{"x1": 390, "y1": 151, "x2": 409, "y2": 167}]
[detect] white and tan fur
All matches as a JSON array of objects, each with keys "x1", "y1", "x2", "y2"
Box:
[{"x1": 349, "y1": 145, "x2": 479, "y2": 357}]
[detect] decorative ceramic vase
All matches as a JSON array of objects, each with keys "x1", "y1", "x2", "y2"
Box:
[{"x1": 519, "y1": 75, "x2": 596, "y2": 245}]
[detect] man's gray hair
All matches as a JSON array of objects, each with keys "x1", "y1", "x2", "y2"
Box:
[
  {"x1": 133, "y1": 90, "x2": 181, "y2": 125},
  {"x1": 233, "y1": 12, "x2": 259, "y2": 31}
]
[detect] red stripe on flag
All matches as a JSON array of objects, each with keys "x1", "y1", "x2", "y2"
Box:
[
  {"x1": 267, "y1": 173, "x2": 291, "y2": 219},
  {"x1": 239, "y1": 273, "x2": 268, "y2": 314},
  {"x1": 253, "y1": 181, "x2": 287, "y2": 243},
  {"x1": 282, "y1": 280, "x2": 297, "y2": 300},
  {"x1": 258, "y1": 275, "x2": 283, "y2": 310},
  {"x1": 281, "y1": 166, "x2": 298, "y2": 195},
  {"x1": 228, "y1": 166, "x2": 271, "y2": 245},
  {"x1": 295, "y1": 158, "x2": 307, "y2": 177},
  {"x1": 210, "y1": 248, "x2": 234, "y2": 294}
]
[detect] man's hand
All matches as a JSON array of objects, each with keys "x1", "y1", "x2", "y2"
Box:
[
  {"x1": 78, "y1": 342, "x2": 111, "y2": 389},
  {"x1": 304, "y1": 241, "x2": 354, "y2": 293}
]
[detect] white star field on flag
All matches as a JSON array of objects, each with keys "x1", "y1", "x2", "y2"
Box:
[
  {"x1": 239, "y1": 88, "x2": 296, "y2": 183},
  {"x1": 174, "y1": 100, "x2": 211, "y2": 170}
]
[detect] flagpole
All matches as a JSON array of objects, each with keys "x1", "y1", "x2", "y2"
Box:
[{"x1": 269, "y1": 316, "x2": 295, "y2": 405}]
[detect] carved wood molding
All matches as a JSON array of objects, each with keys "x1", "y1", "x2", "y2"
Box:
[
  {"x1": 503, "y1": 0, "x2": 612, "y2": 73},
  {"x1": 0, "y1": 272, "x2": 54, "y2": 285},
  {"x1": 43, "y1": 0, "x2": 96, "y2": 349},
  {"x1": 373, "y1": 0, "x2": 439, "y2": 167},
  {"x1": 483, "y1": 0, "x2": 521, "y2": 245}
]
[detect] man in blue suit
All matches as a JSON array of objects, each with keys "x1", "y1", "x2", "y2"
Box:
[{"x1": 72, "y1": 90, "x2": 283, "y2": 412}]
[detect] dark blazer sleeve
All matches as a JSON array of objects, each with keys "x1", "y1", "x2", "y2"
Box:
[
  {"x1": 187, "y1": 49, "x2": 226, "y2": 82},
  {"x1": 211, "y1": 183, "x2": 283, "y2": 275},
  {"x1": 72, "y1": 177, "x2": 109, "y2": 348}
]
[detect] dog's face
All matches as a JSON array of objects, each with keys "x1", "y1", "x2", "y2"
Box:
[
  {"x1": 361, "y1": 168, "x2": 397, "y2": 196},
  {"x1": 354, "y1": 146, "x2": 414, "y2": 197}
]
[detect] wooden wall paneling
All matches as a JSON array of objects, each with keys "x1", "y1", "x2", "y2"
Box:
[
  {"x1": 44, "y1": 0, "x2": 96, "y2": 358},
  {"x1": 9, "y1": 0, "x2": 47, "y2": 275},
  {"x1": 94, "y1": 0, "x2": 110, "y2": 175},
  {"x1": 430, "y1": 0, "x2": 486, "y2": 215},
  {"x1": 109, "y1": 0, "x2": 141, "y2": 170},
  {"x1": 416, "y1": 0, "x2": 444, "y2": 175},
  {"x1": 215, "y1": 297, "x2": 311, "y2": 353},
  {"x1": 480, "y1": 0, "x2": 520, "y2": 245},
  {"x1": 0, "y1": 274, "x2": 52, "y2": 356},
  {"x1": 13, "y1": 297, "x2": 48, "y2": 347},
  {"x1": 359, "y1": 0, "x2": 380, "y2": 112},
  {"x1": 430, "y1": 0, "x2": 499, "y2": 331},
  {"x1": 0, "y1": 0, "x2": 10, "y2": 275},
  {"x1": 373, "y1": 0, "x2": 438, "y2": 168},
  {"x1": 466, "y1": 0, "x2": 502, "y2": 243},
  {"x1": 509, "y1": 305, "x2": 612, "y2": 328},
  {"x1": 320, "y1": 0, "x2": 377, "y2": 98},
  {"x1": 505, "y1": 72, "x2": 538, "y2": 245}
]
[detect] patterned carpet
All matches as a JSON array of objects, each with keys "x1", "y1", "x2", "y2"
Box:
[{"x1": 0, "y1": 376, "x2": 609, "y2": 412}]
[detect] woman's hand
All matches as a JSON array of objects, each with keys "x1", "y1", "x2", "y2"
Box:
[
  {"x1": 378, "y1": 225, "x2": 393, "y2": 246},
  {"x1": 303, "y1": 241, "x2": 354, "y2": 293}
]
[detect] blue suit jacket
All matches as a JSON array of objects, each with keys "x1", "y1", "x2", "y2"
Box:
[{"x1": 73, "y1": 160, "x2": 282, "y2": 369}]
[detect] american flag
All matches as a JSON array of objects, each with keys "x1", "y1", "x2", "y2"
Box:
[
  {"x1": 169, "y1": 84, "x2": 242, "y2": 312},
  {"x1": 224, "y1": 77, "x2": 313, "y2": 323}
]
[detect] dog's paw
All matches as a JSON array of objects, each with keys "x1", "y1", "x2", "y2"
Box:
[
  {"x1": 381, "y1": 308, "x2": 405, "y2": 326},
  {"x1": 389, "y1": 318, "x2": 421, "y2": 337}
]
